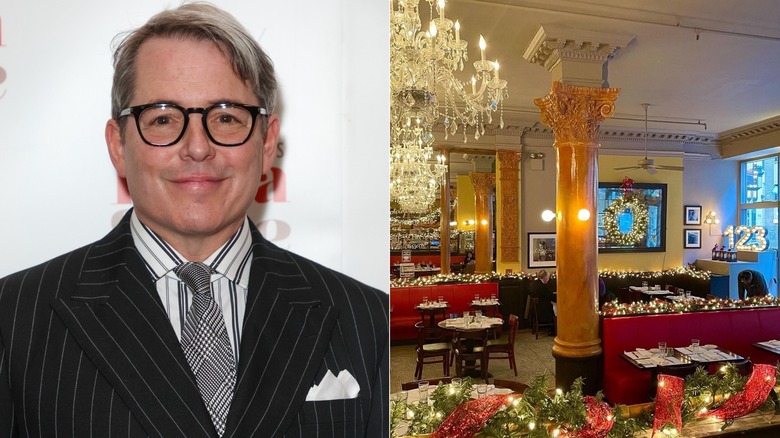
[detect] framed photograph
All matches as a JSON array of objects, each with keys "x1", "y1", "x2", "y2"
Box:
[
  {"x1": 684, "y1": 229, "x2": 702, "y2": 249},
  {"x1": 684, "y1": 205, "x2": 702, "y2": 225},
  {"x1": 528, "y1": 233, "x2": 556, "y2": 268}
]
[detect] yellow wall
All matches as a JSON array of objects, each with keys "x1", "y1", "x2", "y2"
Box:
[
  {"x1": 597, "y1": 155, "x2": 684, "y2": 271},
  {"x1": 456, "y1": 175, "x2": 476, "y2": 231}
]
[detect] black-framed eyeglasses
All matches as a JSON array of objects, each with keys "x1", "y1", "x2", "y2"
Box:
[{"x1": 118, "y1": 102, "x2": 268, "y2": 147}]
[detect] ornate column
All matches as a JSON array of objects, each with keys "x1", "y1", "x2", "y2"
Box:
[
  {"x1": 469, "y1": 172, "x2": 495, "y2": 274},
  {"x1": 496, "y1": 150, "x2": 521, "y2": 273},
  {"x1": 535, "y1": 81, "x2": 620, "y2": 393}
]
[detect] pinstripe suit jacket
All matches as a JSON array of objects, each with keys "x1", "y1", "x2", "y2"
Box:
[{"x1": 0, "y1": 212, "x2": 389, "y2": 437}]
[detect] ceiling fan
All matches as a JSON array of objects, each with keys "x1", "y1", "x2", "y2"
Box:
[{"x1": 613, "y1": 103, "x2": 684, "y2": 175}]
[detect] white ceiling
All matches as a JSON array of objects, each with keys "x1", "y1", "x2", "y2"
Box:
[{"x1": 435, "y1": 0, "x2": 780, "y2": 159}]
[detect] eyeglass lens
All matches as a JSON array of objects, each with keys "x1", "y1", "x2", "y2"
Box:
[{"x1": 138, "y1": 104, "x2": 254, "y2": 146}]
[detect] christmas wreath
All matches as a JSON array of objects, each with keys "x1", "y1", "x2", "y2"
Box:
[{"x1": 603, "y1": 195, "x2": 649, "y2": 246}]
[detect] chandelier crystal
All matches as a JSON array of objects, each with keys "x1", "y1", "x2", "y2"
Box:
[{"x1": 390, "y1": 0, "x2": 508, "y2": 214}]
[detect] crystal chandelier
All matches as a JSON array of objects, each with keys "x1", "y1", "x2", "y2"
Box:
[{"x1": 390, "y1": 0, "x2": 508, "y2": 214}]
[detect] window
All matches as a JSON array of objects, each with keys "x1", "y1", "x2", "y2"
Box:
[
  {"x1": 597, "y1": 182, "x2": 667, "y2": 252},
  {"x1": 739, "y1": 156, "x2": 778, "y2": 251}
]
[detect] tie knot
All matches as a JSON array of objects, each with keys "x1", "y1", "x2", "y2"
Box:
[{"x1": 175, "y1": 262, "x2": 212, "y2": 295}]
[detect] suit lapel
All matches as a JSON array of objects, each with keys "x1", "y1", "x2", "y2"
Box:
[
  {"x1": 50, "y1": 214, "x2": 216, "y2": 438},
  {"x1": 225, "y1": 228, "x2": 338, "y2": 437}
]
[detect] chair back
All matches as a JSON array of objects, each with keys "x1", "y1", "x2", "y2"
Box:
[
  {"x1": 493, "y1": 379, "x2": 528, "y2": 395},
  {"x1": 415, "y1": 321, "x2": 443, "y2": 347},
  {"x1": 454, "y1": 329, "x2": 487, "y2": 356},
  {"x1": 617, "y1": 287, "x2": 631, "y2": 304},
  {"x1": 401, "y1": 377, "x2": 453, "y2": 390},
  {"x1": 507, "y1": 314, "x2": 519, "y2": 346}
]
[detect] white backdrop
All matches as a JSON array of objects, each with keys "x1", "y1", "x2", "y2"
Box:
[{"x1": 0, "y1": 0, "x2": 389, "y2": 291}]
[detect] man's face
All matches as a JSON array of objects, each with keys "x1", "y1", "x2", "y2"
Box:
[{"x1": 106, "y1": 37, "x2": 279, "y2": 257}]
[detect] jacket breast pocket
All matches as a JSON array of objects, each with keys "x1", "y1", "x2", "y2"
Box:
[{"x1": 290, "y1": 398, "x2": 364, "y2": 436}]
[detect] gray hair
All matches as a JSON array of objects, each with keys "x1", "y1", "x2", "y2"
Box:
[{"x1": 110, "y1": 2, "x2": 277, "y2": 132}]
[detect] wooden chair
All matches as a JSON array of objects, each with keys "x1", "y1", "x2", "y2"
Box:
[
  {"x1": 453, "y1": 329, "x2": 489, "y2": 381},
  {"x1": 529, "y1": 297, "x2": 555, "y2": 339},
  {"x1": 628, "y1": 289, "x2": 642, "y2": 303},
  {"x1": 414, "y1": 321, "x2": 450, "y2": 380},
  {"x1": 484, "y1": 314, "x2": 519, "y2": 376},
  {"x1": 617, "y1": 287, "x2": 632, "y2": 304},
  {"x1": 493, "y1": 379, "x2": 529, "y2": 395},
  {"x1": 401, "y1": 377, "x2": 453, "y2": 391}
]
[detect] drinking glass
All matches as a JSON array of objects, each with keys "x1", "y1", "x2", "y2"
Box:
[
  {"x1": 476, "y1": 384, "x2": 488, "y2": 398},
  {"x1": 641, "y1": 281, "x2": 648, "y2": 288},
  {"x1": 691, "y1": 339, "x2": 700, "y2": 352},
  {"x1": 422, "y1": 296, "x2": 428, "y2": 306},
  {"x1": 438, "y1": 296, "x2": 444, "y2": 304},
  {"x1": 418, "y1": 381, "x2": 430, "y2": 404},
  {"x1": 658, "y1": 341, "x2": 667, "y2": 356}
]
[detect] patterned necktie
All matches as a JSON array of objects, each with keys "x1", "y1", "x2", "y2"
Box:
[{"x1": 175, "y1": 262, "x2": 236, "y2": 436}]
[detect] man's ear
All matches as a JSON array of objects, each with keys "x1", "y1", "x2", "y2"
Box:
[
  {"x1": 261, "y1": 114, "x2": 280, "y2": 175},
  {"x1": 106, "y1": 119, "x2": 127, "y2": 178}
]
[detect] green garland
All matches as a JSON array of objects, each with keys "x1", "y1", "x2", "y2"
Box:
[
  {"x1": 390, "y1": 366, "x2": 780, "y2": 437},
  {"x1": 603, "y1": 194, "x2": 649, "y2": 246}
]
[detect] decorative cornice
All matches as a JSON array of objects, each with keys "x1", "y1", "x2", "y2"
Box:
[
  {"x1": 719, "y1": 115, "x2": 780, "y2": 143},
  {"x1": 523, "y1": 24, "x2": 635, "y2": 70}
]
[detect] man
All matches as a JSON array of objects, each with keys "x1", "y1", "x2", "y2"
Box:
[
  {"x1": 0, "y1": 3, "x2": 388, "y2": 437},
  {"x1": 738, "y1": 269, "x2": 769, "y2": 300},
  {"x1": 529, "y1": 270, "x2": 556, "y2": 335}
]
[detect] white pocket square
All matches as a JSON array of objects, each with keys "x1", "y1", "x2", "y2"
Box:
[{"x1": 305, "y1": 369, "x2": 360, "y2": 401}]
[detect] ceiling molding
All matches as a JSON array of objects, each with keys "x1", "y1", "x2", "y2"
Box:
[{"x1": 718, "y1": 115, "x2": 780, "y2": 143}]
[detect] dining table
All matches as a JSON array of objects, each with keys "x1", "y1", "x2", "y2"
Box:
[
  {"x1": 622, "y1": 344, "x2": 743, "y2": 370},
  {"x1": 438, "y1": 316, "x2": 504, "y2": 377},
  {"x1": 753, "y1": 339, "x2": 780, "y2": 355},
  {"x1": 469, "y1": 298, "x2": 501, "y2": 317},
  {"x1": 415, "y1": 301, "x2": 449, "y2": 328}
]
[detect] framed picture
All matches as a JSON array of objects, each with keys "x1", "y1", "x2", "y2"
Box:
[
  {"x1": 684, "y1": 228, "x2": 702, "y2": 249},
  {"x1": 528, "y1": 233, "x2": 556, "y2": 268},
  {"x1": 684, "y1": 205, "x2": 702, "y2": 225}
]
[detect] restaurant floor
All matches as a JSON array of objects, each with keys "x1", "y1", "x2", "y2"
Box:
[{"x1": 390, "y1": 328, "x2": 556, "y2": 392}]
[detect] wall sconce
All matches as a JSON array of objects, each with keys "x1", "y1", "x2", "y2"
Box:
[
  {"x1": 705, "y1": 211, "x2": 721, "y2": 235},
  {"x1": 704, "y1": 211, "x2": 719, "y2": 225},
  {"x1": 577, "y1": 208, "x2": 591, "y2": 221},
  {"x1": 541, "y1": 209, "x2": 556, "y2": 222},
  {"x1": 449, "y1": 221, "x2": 458, "y2": 227}
]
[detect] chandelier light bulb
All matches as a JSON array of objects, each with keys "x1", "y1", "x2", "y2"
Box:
[
  {"x1": 541, "y1": 209, "x2": 556, "y2": 222},
  {"x1": 479, "y1": 35, "x2": 486, "y2": 61},
  {"x1": 429, "y1": 21, "x2": 437, "y2": 37},
  {"x1": 454, "y1": 20, "x2": 460, "y2": 41},
  {"x1": 493, "y1": 60, "x2": 500, "y2": 80}
]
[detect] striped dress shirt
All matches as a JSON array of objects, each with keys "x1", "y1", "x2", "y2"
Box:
[{"x1": 129, "y1": 211, "x2": 252, "y2": 361}]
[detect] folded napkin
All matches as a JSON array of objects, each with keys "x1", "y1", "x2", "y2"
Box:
[{"x1": 305, "y1": 369, "x2": 360, "y2": 401}]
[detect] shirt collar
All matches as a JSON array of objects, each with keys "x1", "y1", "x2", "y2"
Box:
[{"x1": 130, "y1": 210, "x2": 252, "y2": 288}]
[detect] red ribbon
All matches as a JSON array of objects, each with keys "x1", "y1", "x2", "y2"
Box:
[
  {"x1": 699, "y1": 363, "x2": 776, "y2": 421},
  {"x1": 653, "y1": 375, "x2": 685, "y2": 435},
  {"x1": 620, "y1": 176, "x2": 635, "y2": 198}
]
